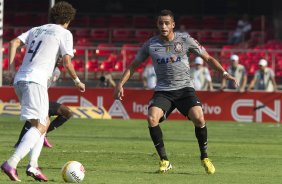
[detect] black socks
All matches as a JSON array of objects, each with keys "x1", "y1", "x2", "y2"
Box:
[
  {"x1": 47, "y1": 116, "x2": 69, "y2": 133},
  {"x1": 149, "y1": 125, "x2": 168, "y2": 160},
  {"x1": 195, "y1": 126, "x2": 208, "y2": 160}
]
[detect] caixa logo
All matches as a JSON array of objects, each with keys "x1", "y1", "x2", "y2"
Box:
[
  {"x1": 231, "y1": 99, "x2": 280, "y2": 122},
  {"x1": 156, "y1": 56, "x2": 181, "y2": 64}
]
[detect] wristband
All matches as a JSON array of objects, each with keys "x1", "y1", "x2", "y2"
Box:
[
  {"x1": 223, "y1": 71, "x2": 228, "y2": 76},
  {"x1": 73, "y1": 77, "x2": 81, "y2": 84}
]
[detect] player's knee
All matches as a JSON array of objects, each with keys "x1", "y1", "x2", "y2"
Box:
[
  {"x1": 60, "y1": 106, "x2": 73, "y2": 119},
  {"x1": 190, "y1": 114, "x2": 205, "y2": 127},
  {"x1": 147, "y1": 114, "x2": 159, "y2": 126},
  {"x1": 64, "y1": 109, "x2": 73, "y2": 119}
]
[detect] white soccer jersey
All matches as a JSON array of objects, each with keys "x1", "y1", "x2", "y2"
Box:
[{"x1": 14, "y1": 24, "x2": 74, "y2": 88}]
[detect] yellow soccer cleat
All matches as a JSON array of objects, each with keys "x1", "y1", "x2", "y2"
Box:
[
  {"x1": 201, "y1": 158, "x2": 215, "y2": 174},
  {"x1": 159, "y1": 159, "x2": 172, "y2": 173}
]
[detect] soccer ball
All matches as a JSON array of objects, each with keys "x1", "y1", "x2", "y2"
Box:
[{"x1": 61, "y1": 161, "x2": 85, "y2": 183}]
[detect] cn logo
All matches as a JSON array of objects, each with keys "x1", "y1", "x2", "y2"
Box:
[{"x1": 231, "y1": 99, "x2": 280, "y2": 122}]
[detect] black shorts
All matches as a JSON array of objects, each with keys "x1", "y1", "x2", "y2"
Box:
[
  {"x1": 149, "y1": 87, "x2": 202, "y2": 119},
  {"x1": 49, "y1": 102, "x2": 61, "y2": 117}
]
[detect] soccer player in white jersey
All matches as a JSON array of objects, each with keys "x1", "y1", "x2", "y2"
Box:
[
  {"x1": 14, "y1": 59, "x2": 73, "y2": 149},
  {"x1": 114, "y1": 9, "x2": 238, "y2": 174},
  {"x1": 1, "y1": 1, "x2": 85, "y2": 182}
]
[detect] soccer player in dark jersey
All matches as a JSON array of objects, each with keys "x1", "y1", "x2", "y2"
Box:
[
  {"x1": 14, "y1": 101, "x2": 73, "y2": 148},
  {"x1": 114, "y1": 9, "x2": 238, "y2": 174}
]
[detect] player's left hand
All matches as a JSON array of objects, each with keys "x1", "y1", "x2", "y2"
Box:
[
  {"x1": 113, "y1": 84, "x2": 124, "y2": 100},
  {"x1": 76, "y1": 82, "x2": 85, "y2": 92},
  {"x1": 224, "y1": 73, "x2": 239, "y2": 88}
]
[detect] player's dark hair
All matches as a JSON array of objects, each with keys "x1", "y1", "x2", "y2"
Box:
[
  {"x1": 158, "y1": 9, "x2": 174, "y2": 21},
  {"x1": 49, "y1": 1, "x2": 76, "y2": 24}
]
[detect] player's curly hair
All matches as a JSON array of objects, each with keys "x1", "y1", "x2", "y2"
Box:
[
  {"x1": 48, "y1": 1, "x2": 76, "y2": 24},
  {"x1": 158, "y1": 9, "x2": 175, "y2": 21}
]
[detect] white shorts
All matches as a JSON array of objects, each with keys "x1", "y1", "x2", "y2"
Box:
[{"x1": 14, "y1": 81, "x2": 49, "y2": 126}]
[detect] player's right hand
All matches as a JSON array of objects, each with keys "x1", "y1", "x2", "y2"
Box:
[
  {"x1": 114, "y1": 84, "x2": 124, "y2": 100},
  {"x1": 76, "y1": 82, "x2": 85, "y2": 92}
]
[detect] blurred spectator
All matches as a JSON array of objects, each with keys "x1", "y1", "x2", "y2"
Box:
[
  {"x1": 228, "y1": 14, "x2": 252, "y2": 45},
  {"x1": 142, "y1": 62, "x2": 156, "y2": 89},
  {"x1": 190, "y1": 57, "x2": 213, "y2": 91},
  {"x1": 221, "y1": 54, "x2": 247, "y2": 92},
  {"x1": 247, "y1": 59, "x2": 277, "y2": 92},
  {"x1": 177, "y1": 24, "x2": 187, "y2": 33},
  {"x1": 97, "y1": 72, "x2": 116, "y2": 88}
]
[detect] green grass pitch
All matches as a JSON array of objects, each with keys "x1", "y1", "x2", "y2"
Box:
[{"x1": 0, "y1": 116, "x2": 282, "y2": 184}]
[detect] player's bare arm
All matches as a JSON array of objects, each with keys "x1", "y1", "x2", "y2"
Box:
[
  {"x1": 7, "y1": 38, "x2": 25, "y2": 84},
  {"x1": 271, "y1": 76, "x2": 278, "y2": 91},
  {"x1": 63, "y1": 54, "x2": 85, "y2": 92},
  {"x1": 114, "y1": 60, "x2": 142, "y2": 100},
  {"x1": 200, "y1": 52, "x2": 239, "y2": 87}
]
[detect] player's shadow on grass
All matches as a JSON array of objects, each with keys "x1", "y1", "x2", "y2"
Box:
[
  {"x1": 101, "y1": 168, "x2": 202, "y2": 176},
  {"x1": 143, "y1": 171, "x2": 203, "y2": 175}
]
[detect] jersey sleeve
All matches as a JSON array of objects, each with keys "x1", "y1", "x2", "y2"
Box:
[
  {"x1": 135, "y1": 41, "x2": 150, "y2": 63},
  {"x1": 17, "y1": 29, "x2": 32, "y2": 44},
  {"x1": 186, "y1": 35, "x2": 206, "y2": 55},
  {"x1": 60, "y1": 31, "x2": 74, "y2": 58}
]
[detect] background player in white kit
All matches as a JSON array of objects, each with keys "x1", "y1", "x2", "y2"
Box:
[
  {"x1": 114, "y1": 9, "x2": 238, "y2": 174},
  {"x1": 1, "y1": 1, "x2": 85, "y2": 182}
]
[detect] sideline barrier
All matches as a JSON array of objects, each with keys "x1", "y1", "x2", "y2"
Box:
[
  {"x1": 0, "y1": 86, "x2": 281, "y2": 123},
  {"x1": 0, "y1": 103, "x2": 111, "y2": 119}
]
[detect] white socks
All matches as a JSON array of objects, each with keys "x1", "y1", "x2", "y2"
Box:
[
  {"x1": 7, "y1": 127, "x2": 41, "y2": 169},
  {"x1": 29, "y1": 133, "x2": 45, "y2": 168}
]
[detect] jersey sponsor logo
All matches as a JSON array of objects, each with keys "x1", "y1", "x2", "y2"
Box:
[
  {"x1": 174, "y1": 42, "x2": 183, "y2": 53},
  {"x1": 156, "y1": 56, "x2": 181, "y2": 64}
]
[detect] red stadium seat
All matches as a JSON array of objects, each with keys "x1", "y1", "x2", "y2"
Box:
[
  {"x1": 74, "y1": 47, "x2": 94, "y2": 58},
  {"x1": 2, "y1": 58, "x2": 9, "y2": 71},
  {"x1": 202, "y1": 16, "x2": 222, "y2": 29},
  {"x1": 132, "y1": 15, "x2": 155, "y2": 28},
  {"x1": 75, "y1": 38, "x2": 93, "y2": 46},
  {"x1": 89, "y1": 16, "x2": 108, "y2": 27},
  {"x1": 13, "y1": 27, "x2": 29, "y2": 37},
  {"x1": 2, "y1": 42, "x2": 9, "y2": 55},
  {"x1": 13, "y1": 13, "x2": 33, "y2": 26},
  {"x1": 108, "y1": 15, "x2": 131, "y2": 28},
  {"x1": 134, "y1": 29, "x2": 155, "y2": 43},
  {"x1": 211, "y1": 31, "x2": 228, "y2": 44},
  {"x1": 75, "y1": 28, "x2": 91, "y2": 39},
  {"x1": 99, "y1": 61, "x2": 114, "y2": 71},
  {"x1": 3, "y1": 28, "x2": 15, "y2": 40},
  {"x1": 111, "y1": 28, "x2": 134, "y2": 42},
  {"x1": 90, "y1": 28, "x2": 110, "y2": 42},
  {"x1": 178, "y1": 16, "x2": 200, "y2": 29},
  {"x1": 87, "y1": 60, "x2": 99, "y2": 72},
  {"x1": 113, "y1": 61, "x2": 124, "y2": 71},
  {"x1": 187, "y1": 31, "x2": 198, "y2": 40},
  {"x1": 95, "y1": 43, "x2": 116, "y2": 60},
  {"x1": 121, "y1": 44, "x2": 139, "y2": 57},
  {"x1": 198, "y1": 31, "x2": 212, "y2": 43},
  {"x1": 72, "y1": 60, "x2": 85, "y2": 72},
  {"x1": 224, "y1": 17, "x2": 238, "y2": 30},
  {"x1": 72, "y1": 15, "x2": 90, "y2": 27}
]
